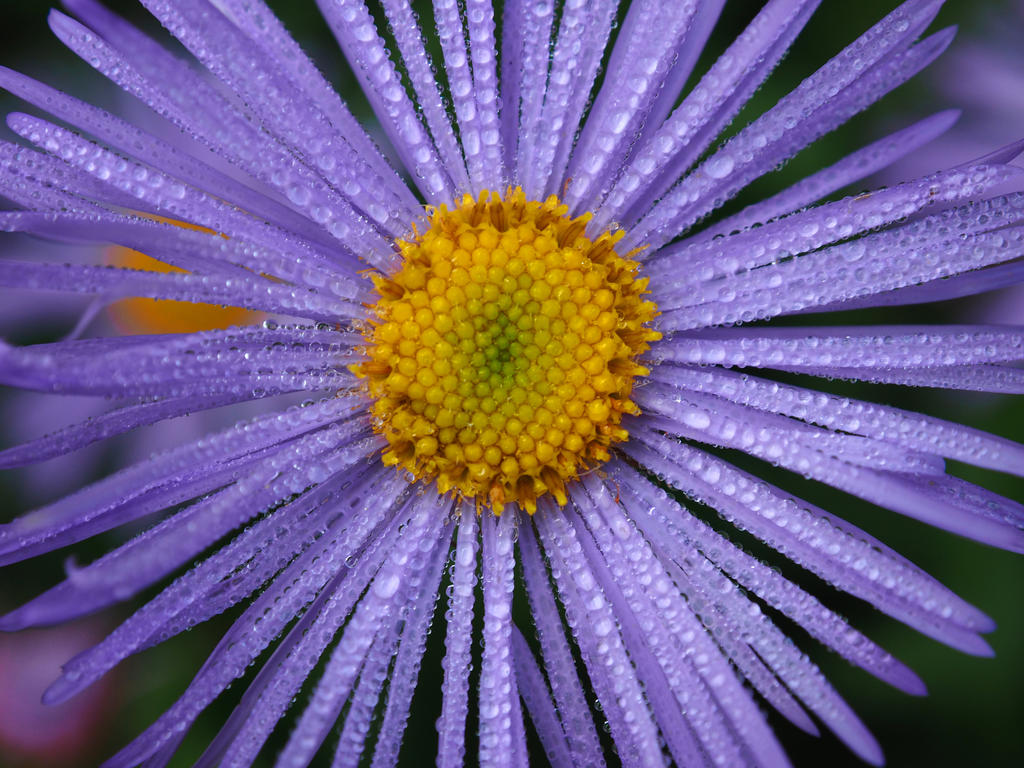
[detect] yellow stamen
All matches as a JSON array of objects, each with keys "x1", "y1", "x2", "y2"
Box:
[{"x1": 355, "y1": 188, "x2": 660, "y2": 513}]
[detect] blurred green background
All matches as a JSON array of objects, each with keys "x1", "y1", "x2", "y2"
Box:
[{"x1": 0, "y1": 1, "x2": 1021, "y2": 767}]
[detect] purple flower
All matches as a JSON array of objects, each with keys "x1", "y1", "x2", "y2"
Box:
[{"x1": 1, "y1": 1, "x2": 1022, "y2": 767}]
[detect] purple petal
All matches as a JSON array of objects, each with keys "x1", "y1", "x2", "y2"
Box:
[
  {"x1": 647, "y1": 162, "x2": 1020, "y2": 284},
  {"x1": 656, "y1": 218, "x2": 1024, "y2": 330},
  {"x1": 700, "y1": 109, "x2": 961, "y2": 239},
  {"x1": 130, "y1": 0, "x2": 414, "y2": 243},
  {"x1": 0, "y1": 210, "x2": 362, "y2": 292},
  {"x1": 55, "y1": 466, "x2": 402, "y2": 727},
  {"x1": 107, "y1": 488, "x2": 420, "y2": 768},
  {"x1": 633, "y1": 0, "x2": 726, "y2": 149},
  {"x1": 0, "y1": 140, "x2": 134, "y2": 211},
  {"x1": 378, "y1": 0, "x2": 469, "y2": 192},
  {"x1": 463, "y1": 0, "x2": 505, "y2": 191},
  {"x1": 366, "y1": 510, "x2": 452, "y2": 768},
  {"x1": 577, "y1": 475, "x2": 794, "y2": 767},
  {"x1": 788, "y1": 363, "x2": 1024, "y2": 392},
  {"x1": 193, "y1": 0, "x2": 412, "y2": 203},
  {"x1": 628, "y1": 0, "x2": 949, "y2": 248},
  {"x1": 0, "y1": 261, "x2": 360, "y2": 323},
  {"x1": 636, "y1": 380, "x2": 942, "y2": 476},
  {"x1": 0, "y1": 65, "x2": 344, "y2": 248},
  {"x1": 431, "y1": 0, "x2": 487, "y2": 194},
  {"x1": 0, "y1": 395, "x2": 362, "y2": 565},
  {"x1": 524, "y1": 0, "x2": 618, "y2": 199},
  {"x1": 622, "y1": 432, "x2": 1002, "y2": 653},
  {"x1": 595, "y1": 0, "x2": 819, "y2": 229},
  {"x1": 266, "y1": 493, "x2": 447, "y2": 768},
  {"x1": 501, "y1": 0, "x2": 552, "y2": 187},
  {"x1": 650, "y1": 364, "x2": 1024, "y2": 477},
  {"x1": 0, "y1": 392, "x2": 244, "y2": 468},
  {"x1": 8, "y1": 110, "x2": 390, "y2": 269},
  {"x1": 565, "y1": 0, "x2": 700, "y2": 211},
  {"x1": 1, "y1": 428, "x2": 376, "y2": 630},
  {"x1": 478, "y1": 511, "x2": 525, "y2": 768},
  {"x1": 571, "y1": 502, "x2": 743, "y2": 768},
  {"x1": 510, "y1": 626, "x2": 576, "y2": 768},
  {"x1": 517, "y1": 521, "x2": 606, "y2": 768},
  {"x1": 436, "y1": 506, "x2": 479, "y2": 768},
  {"x1": 654, "y1": 325, "x2": 1024, "y2": 370},
  {"x1": 151, "y1": 468, "x2": 406, "y2": 655},
  {"x1": 637, "y1": 394, "x2": 1024, "y2": 551},
  {"x1": 317, "y1": 0, "x2": 453, "y2": 203},
  {"x1": 46, "y1": 8, "x2": 395, "y2": 271},
  {"x1": 534, "y1": 506, "x2": 667, "y2": 768},
  {"x1": 614, "y1": 460, "x2": 927, "y2": 695}
]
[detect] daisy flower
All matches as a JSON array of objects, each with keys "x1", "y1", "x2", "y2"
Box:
[{"x1": 1, "y1": 0, "x2": 1022, "y2": 767}]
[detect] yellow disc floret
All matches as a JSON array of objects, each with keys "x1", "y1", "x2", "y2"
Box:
[{"x1": 355, "y1": 188, "x2": 660, "y2": 513}]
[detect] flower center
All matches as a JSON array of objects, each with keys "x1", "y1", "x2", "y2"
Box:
[{"x1": 356, "y1": 188, "x2": 660, "y2": 513}]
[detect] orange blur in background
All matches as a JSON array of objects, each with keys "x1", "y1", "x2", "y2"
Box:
[{"x1": 104, "y1": 218, "x2": 262, "y2": 334}]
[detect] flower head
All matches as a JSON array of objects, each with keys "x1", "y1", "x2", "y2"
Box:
[
  {"x1": 0, "y1": 1, "x2": 1022, "y2": 767},
  {"x1": 355, "y1": 188, "x2": 660, "y2": 512}
]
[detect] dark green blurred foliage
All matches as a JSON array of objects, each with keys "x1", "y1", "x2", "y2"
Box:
[{"x1": 0, "y1": 1, "x2": 1020, "y2": 766}]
